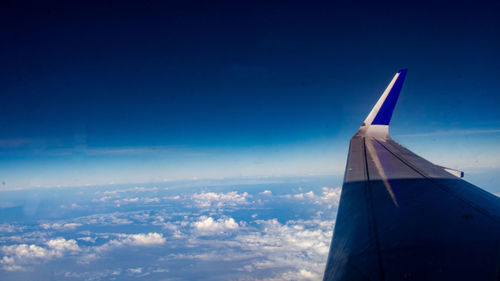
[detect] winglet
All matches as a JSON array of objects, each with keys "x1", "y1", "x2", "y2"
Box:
[{"x1": 357, "y1": 69, "x2": 407, "y2": 138}]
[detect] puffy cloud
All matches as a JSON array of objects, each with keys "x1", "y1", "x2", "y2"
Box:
[
  {"x1": 41, "y1": 223, "x2": 82, "y2": 231},
  {"x1": 156, "y1": 221, "x2": 185, "y2": 239},
  {"x1": 268, "y1": 269, "x2": 319, "y2": 281},
  {"x1": 282, "y1": 190, "x2": 314, "y2": 200},
  {"x1": 298, "y1": 269, "x2": 317, "y2": 279},
  {"x1": 128, "y1": 267, "x2": 143, "y2": 274},
  {"x1": 1, "y1": 263, "x2": 26, "y2": 272},
  {"x1": 119, "y1": 197, "x2": 139, "y2": 203},
  {"x1": 0, "y1": 224, "x2": 24, "y2": 233},
  {"x1": 96, "y1": 232, "x2": 166, "y2": 250},
  {"x1": 122, "y1": 233, "x2": 166, "y2": 246},
  {"x1": 192, "y1": 216, "x2": 239, "y2": 235},
  {"x1": 238, "y1": 219, "x2": 331, "y2": 255},
  {"x1": 163, "y1": 195, "x2": 181, "y2": 200},
  {"x1": 163, "y1": 215, "x2": 333, "y2": 279},
  {"x1": 282, "y1": 187, "x2": 341, "y2": 207},
  {"x1": 77, "y1": 237, "x2": 97, "y2": 243},
  {"x1": 0, "y1": 180, "x2": 339, "y2": 279},
  {"x1": 191, "y1": 191, "x2": 249, "y2": 208},
  {"x1": 1, "y1": 238, "x2": 80, "y2": 271},
  {"x1": 2, "y1": 244, "x2": 48, "y2": 259},
  {"x1": 143, "y1": 197, "x2": 160, "y2": 203},
  {"x1": 293, "y1": 191, "x2": 315, "y2": 199},
  {"x1": 233, "y1": 218, "x2": 333, "y2": 279},
  {"x1": 318, "y1": 187, "x2": 342, "y2": 208},
  {"x1": 260, "y1": 190, "x2": 272, "y2": 196},
  {"x1": 46, "y1": 238, "x2": 80, "y2": 253},
  {"x1": 79, "y1": 232, "x2": 166, "y2": 263}
]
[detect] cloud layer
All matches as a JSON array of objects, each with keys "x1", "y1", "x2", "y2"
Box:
[{"x1": 0, "y1": 179, "x2": 341, "y2": 280}]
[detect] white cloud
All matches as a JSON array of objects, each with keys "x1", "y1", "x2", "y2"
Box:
[
  {"x1": 41, "y1": 223, "x2": 82, "y2": 231},
  {"x1": 1, "y1": 263, "x2": 27, "y2": 272},
  {"x1": 192, "y1": 216, "x2": 239, "y2": 235},
  {"x1": 1, "y1": 238, "x2": 80, "y2": 271},
  {"x1": 293, "y1": 191, "x2": 315, "y2": 199},
  {"x1": 122, "y1": 233, "x2": 166, "y2": 246},
  {"x1": 0, "y1": 180, "x2": 340, "y2": 279},
  {"x1": 191, "y1": 191, "x2": 249, "y2": 208},
  {"x1": 298, "y1": 269, "x2": 317, "y2": 279},
  {"x1": 239, "y1": 219, "x2": 331, "y2": 255},
  {"x1": 233, "y1": 218, "x2": 333, "y2": 279},
  {"x1": 2, "y1": 244, "x2": 49, "y2": 259},
  {"x1": 0, "y1": 224, "x2": 24, "y2": 233},
  {"x1": 164, "y1": 195, "x2": 181, "y2": 200},
  {"x1": 318, "y1": 187, "x2": 342, "y2": 208},
  {"x1": 268, "y1": 269, "x2": 319, "y2": 281},
  {"x1": 163, "y1": 215, "x2": 334, "y2": 279},
  {"x1": 260, "y1": 190, "x2": 272, "y2": 196},
  {"x1": 282, "y1": 187, "x2": 341, "y2": 208},
  {"x1": 46, "y1": 238, "x2": 80, "y2": 253},
  {"x1": 128, "y1": 267, "x2": 142, "y2": 274},
  {"x1": 77, "y1": 237, "x2": 97, "y2": 243},
  {"x1": 143, "y1": 197, "x2": 160, "y2": 203},
  {"x1": 79, "y1": 232, "x2": 166, "y2": 263},
  {"x1": 157, "y1": 221, "x2": 185, "y2": 239},
  {"x1": 119, "y1": 197, "x2": 139, "y2": 203}
]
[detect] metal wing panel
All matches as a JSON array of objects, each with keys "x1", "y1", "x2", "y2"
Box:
[
  {"x1": 323, "y1": 70, "x2": 500, "y2": 281},
  {"x1": 324, "y1": 136, "x2": 381, "y2": 280},
  {"x1": 382, "y1": 138, "x2": 461, "y2": 179},
  {"x1": 382, "y1": 138, "x2": 500, "y2": 221},
  {"x1": 324, "y1": 136, "x2": 500, "y2": 281}
]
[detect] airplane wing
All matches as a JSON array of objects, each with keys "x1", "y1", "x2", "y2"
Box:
[{"x1": 323, "y1": 69, "x2": 500, "y2": 281}]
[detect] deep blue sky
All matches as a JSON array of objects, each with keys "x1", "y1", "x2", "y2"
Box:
[{"x1": 0, "y1": 1, "x2": 499, "y2": 188}]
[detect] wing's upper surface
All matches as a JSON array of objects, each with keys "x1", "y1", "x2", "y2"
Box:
[{"x1": 323, "y1": 70, "x2": 500, "y2": 281}]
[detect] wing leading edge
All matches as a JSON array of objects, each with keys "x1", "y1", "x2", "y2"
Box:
[{"x1": 323, "y1": 70, "x2": 500, "y2": 281}]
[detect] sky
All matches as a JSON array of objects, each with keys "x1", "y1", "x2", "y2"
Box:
[{"x1": 0, "y1": 0, "x2": 499, "y2": 189}]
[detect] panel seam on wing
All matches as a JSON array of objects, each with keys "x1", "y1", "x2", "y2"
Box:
[{"x1": 374, "y1": 138, "x2": 500, "y2": 225}]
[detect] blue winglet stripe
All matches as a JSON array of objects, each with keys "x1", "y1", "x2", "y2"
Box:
[{"x1": 371, "y1": 69, "x2": 408, "y2": 125}]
